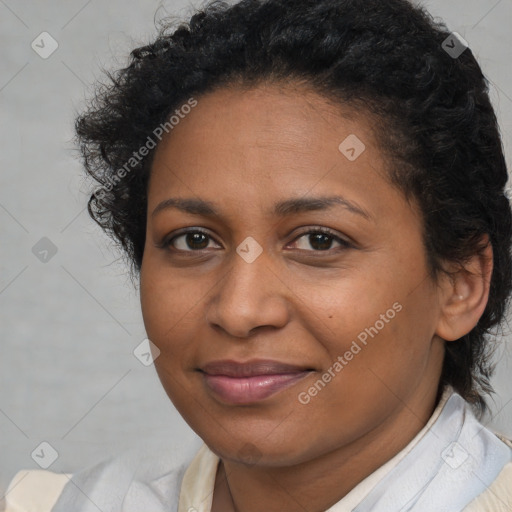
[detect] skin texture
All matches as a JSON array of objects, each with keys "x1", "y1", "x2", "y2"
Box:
[{"x1": 139, "y1": 84, "x2": 493, "y2": 512}]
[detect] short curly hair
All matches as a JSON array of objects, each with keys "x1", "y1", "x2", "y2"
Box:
[{"x1": 75, "y1": 0, "x2": 512, "y2": 414}]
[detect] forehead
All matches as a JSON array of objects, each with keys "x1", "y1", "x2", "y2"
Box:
[
  {"x1": 153, "y1": 83, "x2": 373, "y2": 161},
  {"x1": 148, "y1": 84, "x2": 410, "y2": 222}
]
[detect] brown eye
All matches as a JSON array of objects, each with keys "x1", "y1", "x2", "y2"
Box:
[
  {"x1": 290, "y1": 228, "x2": 352, "y2": 252},
  {"x1": 165, "y1": 229, "x2": 219, "y2": 252}
]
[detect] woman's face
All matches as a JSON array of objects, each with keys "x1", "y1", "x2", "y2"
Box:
[{"x1": 140, "y1": 84, "x2": 446, "y2": 466}]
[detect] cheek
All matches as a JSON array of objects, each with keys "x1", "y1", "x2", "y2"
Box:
[
  {"x1": 140, "y1": 261, "x2": 195, "y2": 355},
  {"x1": 336, "y1": 292, "x2": 437, "y2": 402},
  {"x1": 140, "y1": 263, "x2": 202, "y2": 406},
  {"x1": 301, "y1": 270, "x2": 399, "y2": 347},
  {"x1": 307, "y1": 261, "x2": 437, "y2": 384}
]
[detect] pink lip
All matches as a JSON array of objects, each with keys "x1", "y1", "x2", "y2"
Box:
[{"x1": 200, "y1": 359, "x2": 314, "y2": 404}]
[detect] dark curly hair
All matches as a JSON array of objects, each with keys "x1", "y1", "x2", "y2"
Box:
[{"x1": 75, "y1": 0, "x2": 512, "y2": 414}]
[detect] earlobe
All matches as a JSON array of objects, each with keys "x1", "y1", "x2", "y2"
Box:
[{"x1": 435, "y1": 237, "x2": 493, "y2": 342}]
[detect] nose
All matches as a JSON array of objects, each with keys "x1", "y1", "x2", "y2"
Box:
[{"x1": 205, "y1": 248, "x2": 290, "y2": 339}]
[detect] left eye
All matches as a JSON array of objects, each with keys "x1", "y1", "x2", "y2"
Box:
[{"x1": 289, "y1": 229, "x2": 351, "y2": 252}]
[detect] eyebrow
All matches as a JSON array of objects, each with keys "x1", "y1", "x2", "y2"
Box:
[{"x1": 151, "y1": 195, "x2": 372, "y2": 221}]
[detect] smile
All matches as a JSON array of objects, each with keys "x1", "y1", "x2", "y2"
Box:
[{"x1": 199, "y1": 359, "x2": 315, "y2": 405}]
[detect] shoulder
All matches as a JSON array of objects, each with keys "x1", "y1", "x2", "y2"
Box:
[
  {"x1": 52, "y1": 442, "x2": 200, "y2": 512},
  {"x1": 5, "y1": 469, "x2": 71, "y2": 512},
  {"x1": 463, "y1": 459, "x2": 512, "y2": 511},
  {"x1": 4, "y1": 441, "x2": 202, "y2": 512}
]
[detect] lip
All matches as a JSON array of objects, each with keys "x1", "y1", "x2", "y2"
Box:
[{"x1": 199, "y1": 359, "x2": 314, "y2": 405}]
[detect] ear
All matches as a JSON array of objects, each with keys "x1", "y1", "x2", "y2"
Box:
[{"x1": 435, "y1": 236, "x2": 493, "y2": 342}]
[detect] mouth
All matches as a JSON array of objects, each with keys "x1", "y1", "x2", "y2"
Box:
[{"x1": 198, "y1": 359, "x2": 315, "y2": 405}]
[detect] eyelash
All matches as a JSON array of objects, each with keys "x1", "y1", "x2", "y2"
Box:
[{"x1": 160, "y1": 227, "x2": 352, "y2": 254}]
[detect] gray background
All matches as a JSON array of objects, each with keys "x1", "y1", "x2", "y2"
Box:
[{"x1": 1, "y1": 0, "x2": 511, "y2": 501}]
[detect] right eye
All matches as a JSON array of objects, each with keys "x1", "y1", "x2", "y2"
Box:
[{"x1": 162, "y1": 228, "x2": 221, "y2": 252}]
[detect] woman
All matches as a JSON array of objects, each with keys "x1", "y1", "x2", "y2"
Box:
[{"x1": 6, "y1": 0, "x2": 512, "y2": 510}]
